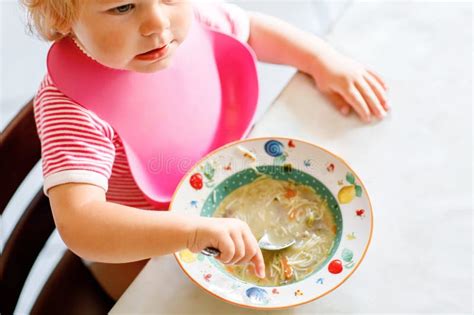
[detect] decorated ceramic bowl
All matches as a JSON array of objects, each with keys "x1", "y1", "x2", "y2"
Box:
[{"x1": 170, "y1": 137, "x2": 373, "y2": 309}]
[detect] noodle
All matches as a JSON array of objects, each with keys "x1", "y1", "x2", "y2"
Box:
[{"x1": 213, "y1": 176, "x2": 337, "y2": 286}]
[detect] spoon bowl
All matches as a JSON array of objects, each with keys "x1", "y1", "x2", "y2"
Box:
[
  {"x1": 257, "y1": 232, "x2": 296, "y2": 251},
  {"x1": 202, "y1": 232, "x2": 295, "y2": 257}
]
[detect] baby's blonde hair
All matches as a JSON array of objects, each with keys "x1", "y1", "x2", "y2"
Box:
[{"x1": 20, "y1": 0, "x2": 82, "y2": 41}]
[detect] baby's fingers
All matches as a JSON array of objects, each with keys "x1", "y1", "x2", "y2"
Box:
[
  {"x1": 250, "y1": 248, "x2": 266, "y2": 279},
  {"x1": 235, "y1": 226, "x2": 265, "y2": 278},
  {"x1": 340, "y1": 85, "x2": 371, "y2": 122},
  {"x1": 365, "y1": 72, "x2": 389, "y2": 111},
  {"x1": 354, "y1": 79, "x2": 386, "y2": 119},
  {"x1": 217, "y1": 235, "x2": 235, "y2": 264},
  {"x1": 367, "y1": 69, "x2": 388, "y2": 91},
  {"x1": 228, "y1": 232, "x2": 245, "y2": 265},
  {"x1": 325, "y1": 91, "x2": 351, "y2": 116}
]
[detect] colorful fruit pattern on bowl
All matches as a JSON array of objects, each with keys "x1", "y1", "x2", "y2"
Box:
[{"x1": 170, "y1": 138, "x2": 373, "y2": 310}]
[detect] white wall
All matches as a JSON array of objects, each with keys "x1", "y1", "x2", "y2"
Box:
[{"x1": 1, "y1": 0, "x2": 50, "y2": 130}]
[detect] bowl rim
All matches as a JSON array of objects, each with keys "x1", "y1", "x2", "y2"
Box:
[{"x1": 170, "y1": 136, "x2": 374, "y2": 310}]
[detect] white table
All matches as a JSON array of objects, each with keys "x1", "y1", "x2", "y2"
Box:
[{"x1": 110, "y1": 2, "x2": 472, "y2": 314}]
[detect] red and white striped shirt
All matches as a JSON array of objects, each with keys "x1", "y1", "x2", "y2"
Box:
[{"x1": 34, "y1": 2, "x2": 250, "y2": 210}]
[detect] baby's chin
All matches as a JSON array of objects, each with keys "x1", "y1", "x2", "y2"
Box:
[{"x1": 131, "y1": 59, "x2": 174, "y2": 73}]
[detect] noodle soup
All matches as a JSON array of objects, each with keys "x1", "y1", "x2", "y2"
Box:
[{"x1": 213, "y1": 175, "x2": 338, "y2": 286}]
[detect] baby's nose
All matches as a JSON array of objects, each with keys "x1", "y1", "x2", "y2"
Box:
[{"x1": 139, "y1": 3, "x2": 171, "y2": 37}]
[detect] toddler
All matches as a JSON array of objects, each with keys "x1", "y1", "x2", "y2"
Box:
[{"x1": 22, "y1": 0, "x2": 388, "y2": 301}]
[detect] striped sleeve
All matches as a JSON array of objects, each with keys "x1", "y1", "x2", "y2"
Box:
[
  {"x1": 33, "y1": 75, "x2": 116, "y2": 196},
  {"x1": 193, "y1": 1, "x2": 251, "y2": 43}
]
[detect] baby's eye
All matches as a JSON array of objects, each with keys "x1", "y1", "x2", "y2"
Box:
[{"x1": 111, "y1": 3, "x2": 135, "y2": 14}]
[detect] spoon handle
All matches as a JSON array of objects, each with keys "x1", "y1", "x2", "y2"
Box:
[{"x1": 201, "y1": 247, "x2": 220, "y2": 257}]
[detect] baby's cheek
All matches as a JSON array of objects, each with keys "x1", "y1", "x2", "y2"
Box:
[{"x1": 96, "y1": 34, "x2": 131, "y2": 69}]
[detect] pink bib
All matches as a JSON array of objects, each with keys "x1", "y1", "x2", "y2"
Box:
[{"x1": 47, "y1": 18, "x2": 258, "y2": 209}]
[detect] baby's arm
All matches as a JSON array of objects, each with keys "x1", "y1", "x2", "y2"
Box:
[
  {"x1": 49, "y1": 183, "x2": 265, "y2": 277},
  {"x1": 247, "y1": 12, "x2": 389, "y2": 122}
]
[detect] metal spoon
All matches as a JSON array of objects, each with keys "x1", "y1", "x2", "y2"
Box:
[
  {"x1": 201, "y1": 233, "x2": 295, "y2": 257},
  {"x1": 257, "y1": 232, "x2": 296, "y2": 251}
]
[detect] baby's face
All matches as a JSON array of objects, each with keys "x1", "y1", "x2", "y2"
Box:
[{"x1": 71, "y1": 0, "x2": 193, "y2": 73}]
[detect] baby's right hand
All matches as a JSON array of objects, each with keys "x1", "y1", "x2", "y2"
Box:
[{"x1": 187, "y1": 217, "x2": 265, "y2": 278}]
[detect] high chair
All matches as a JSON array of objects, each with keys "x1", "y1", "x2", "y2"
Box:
[{"x1": 1, "y1": 100, "x2": 115, "y2": 314}]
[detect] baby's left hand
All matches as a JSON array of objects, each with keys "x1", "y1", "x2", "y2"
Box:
[{"x1": 309, "y1": 47, "x2": 389, "y2": 123}]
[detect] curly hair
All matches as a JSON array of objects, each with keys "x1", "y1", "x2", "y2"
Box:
[{"x1": 20, "y1": 0, "x2": 82, "y2": 41}]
